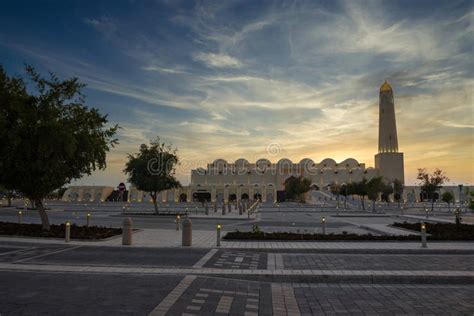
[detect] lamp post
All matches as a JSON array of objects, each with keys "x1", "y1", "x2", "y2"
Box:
[
  {"x1": 86, "y1": 213, "x2": 91, "y2": 227},
  {"x1": 176, "y1": 214, "x2": 181, "y2": 231},
  {"x1": 65, "y1": 221, "x2": 71, "y2": 243},
  {"x1": 425, "y1": 208, "x2": 429, "y2": 219},
  {"x1": 421, "y1": 222, "x2": 427, "y2": 248},
  {"x1": 18, "y1": 210, "x2": 22, "y2": 224},
  {"x1": 321, "y1": 217, "x2": 326, "y2": 235},
  {"x1": 216, "y1": 224, "x2": 221, "y2": 247}
]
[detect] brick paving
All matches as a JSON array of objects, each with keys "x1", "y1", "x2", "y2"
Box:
[
  {"x1": 282, "y1": 253, "x2": 474, "y2": 271},
  {"x1": 292, "y1": 283, "x2": 474, "y2": 315},
  {"x1": 163, "y1": 276, "x2": 272, "y2": 316},
  {"x1": 204, "y1": 250, "x2": 267, "y2": 269}
]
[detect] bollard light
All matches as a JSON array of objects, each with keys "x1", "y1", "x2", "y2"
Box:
[
  {"x1": 216, "y1": 223, "x2": 222, "y2": 247},
  {"x1": 65, "y1": 221, "x2": 71, "y2": 243},
  {"x1": 421, "y1": 222, "x2": 427, "y2": 248},
  {"x1": 321, "y1": 217, "x2": 326, "y2": 235},
  {"x1": 18, "y1": 211, "x2": 22, "y2": 224},
  {"x1": 176, "y1": 214, "x2": 181, "y2": 231},
  {"x1": 86, "y1": 213, "x2": 91, "y2": 227},
  {"x1": 425, "y1": 208, "x2": 429, "y2": 218}
]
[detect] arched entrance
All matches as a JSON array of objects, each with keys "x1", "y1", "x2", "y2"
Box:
[
  {"x1": 179, "y1": 193, "x2": 187, "y2": 202},
  {"x1": 266, "y1": 193, "x2": 274, "y2": 203},
  {"x1": 241, "y1": 193, "x2": 249, "y2": 200},
  {"x1": 193, "y1": 192, "x2": 211, "y2": 203},
  {"x1": 228, "y1": 194, "x2": 237, "y2": 202},
  {"x1": 254, "y1": 193, "x2": 262, "y2": 201}
]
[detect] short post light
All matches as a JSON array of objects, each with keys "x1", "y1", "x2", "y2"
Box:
[
  {"x1": 176, "y1": 214, "x2": 181, "y2": 231},
  {"x1": 86, "y1": 213, "x2": 91, "y2": 227},
  {"x1": 216, "y1": 223, "x2": 222, "y2": 247},
  {"x1": 321, "y1": 217, "x2": 326, "y2": 235},
  {"x1": 425, "y1": 208, "x2": 429, "y2": 219},
  {"x1": 400, "y1": 206, "x2": 404, "y2": 215},
  {"x1": 421, "y1": 222, "x2": 427, "y2": 248},
  {"x1": 65, "y1": 221, "x2": 71, "y2": 243},
  {"x1": 18, "y1": 210, "x2": 22, "y2": 224}
]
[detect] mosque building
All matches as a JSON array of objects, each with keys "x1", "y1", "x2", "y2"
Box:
[
  {"x1": 65, "y1": 81, "x2": 468, "y2": 204},
  {"x1": 127, "y1": 80, "x2": 404, "y2": 203}
]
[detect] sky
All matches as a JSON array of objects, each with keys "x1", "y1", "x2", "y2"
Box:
[{"x1": 0, "y1": 0, "x2": 473, "y2": 186}]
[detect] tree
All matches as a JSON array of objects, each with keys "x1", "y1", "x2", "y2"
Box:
[
  {"x1": 380, "y1": 181, "x2": 393, "y2": 204},
  {"x1": 0, "y1": 185, "x2": 14, "y2": 207},
  {"x1": 441, "y1": 191, "x2": 454, "y2": 212},
  {"x1": 339, "y1": 184, "x2": 351, "y2": 209},
  {"x1": 417, "y1": 168, "x2": 449, "y2": 212},
  {"x1": 124, "y1": 138, "x2": 181, "y2": 214},
  {"x1": 352, "y1": 179, "x2": 368, "y2": 210},
  {"x1": 393, "y1": 179, "x2": 404, "y2": 208},
  {"x1": 329, "y1": 183, "x2": 341, "y2": 208},
  {"x1": 0, "y1": 65, "x2": 118, "y2": 230},
  {"x1": 284, "y1": 176, "x2": 311, "y2": 202},
  {"x1": 367, "y1": 177, "x2": 383, "y2": 212}
]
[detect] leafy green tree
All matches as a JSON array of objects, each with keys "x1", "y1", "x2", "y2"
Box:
[
  {"x1": 352, "y1": 179, "x2": 368, "y2": 210},
  {"x1": 380, "y1": 181, "x2": 393, "y2": 204},
  {"x1": 339, "y1": 184, "x2": 351, "y2": 209},
  {"x1": 124, "y1": 138, "x2": 181, "y2": 213},
  {"x1": 441, "y1": 191, "x2": 454, "y2": 212},
  {"x1": 0, "y1": 65, "x2": 118, "y2": 230},
  {"x1": 393, "y1": 179, "x2": 404, "y2": 207},
  {"x1": 417, "y1": 168, "x2": 449, "y2": 212},
  {"x1": 284, "y1": 176, "x2": 311, "y2": 202},
  {"x1": 367, "y1": 177, "x2": 383, "y2": 212}
]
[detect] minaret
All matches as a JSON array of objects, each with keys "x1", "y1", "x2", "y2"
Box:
[
  {"x1": 378, "y1": 81, "x2": 399, "y2": 153},
  {"x1": 374, "y1": 81, "x2": 404, "y2": 184}
]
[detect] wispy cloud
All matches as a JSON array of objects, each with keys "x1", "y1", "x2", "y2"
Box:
[
  {"x1": 1, "y1": 0, "x2": 472, "y2": 185},
  {"x1": 193, "y1": 52, "x2": 243, "y2": 68}
]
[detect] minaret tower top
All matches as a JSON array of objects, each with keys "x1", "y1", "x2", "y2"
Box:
[{"x1": 378, "y1": 80, "x2": 399, "y2": 153}]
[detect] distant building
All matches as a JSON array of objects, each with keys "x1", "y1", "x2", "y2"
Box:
[{"x1": 66, "y1": 82, "x2": 470, "y2": 204}]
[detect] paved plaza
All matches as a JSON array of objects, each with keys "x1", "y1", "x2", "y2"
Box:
[{"x1": 1, "y1": 201, "x2": 474, "y2": 314}]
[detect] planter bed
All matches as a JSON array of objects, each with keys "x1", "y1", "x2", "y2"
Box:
[
  {"x1": 0, "y1": 222, "x2": 122, "y2": 240},
  {"x1": 223, "y1": 231, "x2": 420, "y2": 241},
  {"x1": 392, "y1": 222, "x2": 474, "y2": 241}
]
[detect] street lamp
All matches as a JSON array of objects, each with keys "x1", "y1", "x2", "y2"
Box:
[{"x1": 321, "y1": 217, "x2": 326, "y2": 235}]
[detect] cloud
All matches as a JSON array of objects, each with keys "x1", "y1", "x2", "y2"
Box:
[
  {"x1": 142, "y1": 65, "x2": 189, "y2": 74},
  {"x1": 84, "y1": 17, "x2": 117, "y2": 38},
  {"x1": 193, "y1": 52, "x2": 243, "y2": 68}
]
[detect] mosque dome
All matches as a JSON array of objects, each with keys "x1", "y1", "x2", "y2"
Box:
[{"x1": 380, "y1": 80, "x2": 392, "y2": 92}]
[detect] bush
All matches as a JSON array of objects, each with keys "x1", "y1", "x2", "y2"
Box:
[
  {"x1": 392, "y1": 222, "x2": 474, "y2": 241},
  {"x1": 0, "y1": 222, "x2": 122, "y2": 240}
]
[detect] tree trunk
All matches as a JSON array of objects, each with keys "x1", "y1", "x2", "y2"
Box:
[
  {"x1": 447, "y1": 202, "x2": 450, "y2": 213},
  {"x1": 7, "y1": 196, "x2": 12, "y2": 207},
  {"x1": 431, "y1": 198, "x2": 435, "y2": 212},
  {"x1": 150, "y1": 192, "x2": 159, "y2": 214},
  {"x1": 35, "y1": 198, "x2": 50, "y2": 231},
  {"x1": 373, "y1": 200, "x2": 376, "y2": 212},
  {"x1": 360, "y1": 196, "x2": 365, "y2": 210},
  {"x1": 344, "y1": 196, "x2": 347, "y2": 210}
]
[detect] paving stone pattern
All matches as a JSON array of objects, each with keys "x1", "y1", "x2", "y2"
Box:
[
  {"x1": 204, "y1": 250, "x2": 267, "y2": 269},
  {"x1": 283, "y1": 253, "x2": 474, "y2": 271},
  {"x1": 26, "y1": 246, "x2": 208, "y2": 267},
  {"x1": 292, "y1": 283, "x2": 474, "y2": 315},
  {"x1": 0, "y1": 244, "x2": 73, "y2": 263},
  {"x1": 165, "y1": 276, "x2": 273, "y2": 315}
]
